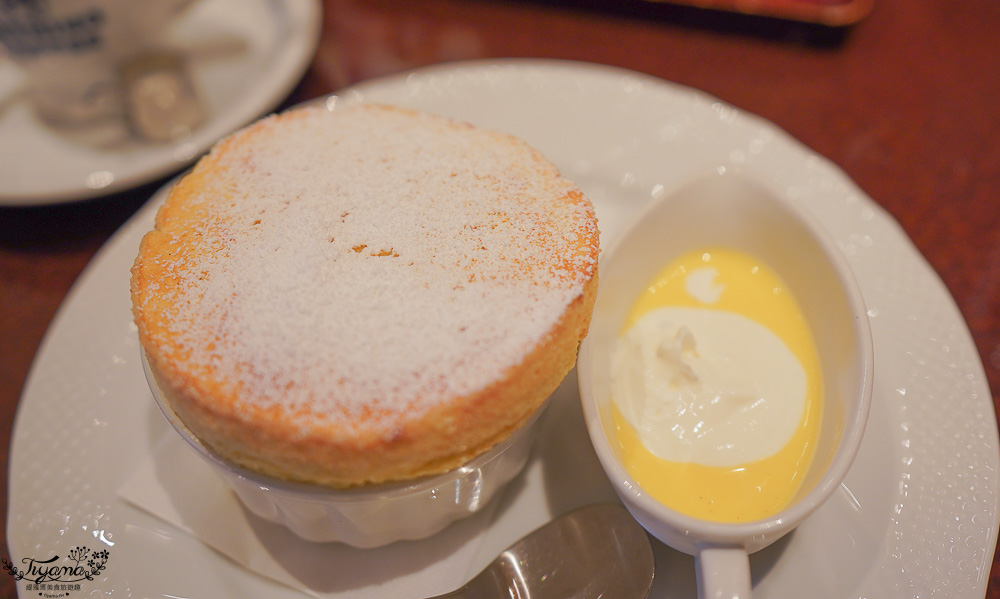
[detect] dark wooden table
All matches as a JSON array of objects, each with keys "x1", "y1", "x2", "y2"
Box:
[{"x1": 3, "y1": 1, "x2": 999, "y2": 597}]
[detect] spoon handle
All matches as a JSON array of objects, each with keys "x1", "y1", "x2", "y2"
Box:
[{"x1": 425, "y1": 504, "x2": 655, "y2": 599}]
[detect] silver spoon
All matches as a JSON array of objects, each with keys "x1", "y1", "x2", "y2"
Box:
[
  {"x1": 120, "y1": 50, "x2": 204, "y2": 142},
  {"x1": 429, "y1": 503, "x2": 655, "y2": 599}
]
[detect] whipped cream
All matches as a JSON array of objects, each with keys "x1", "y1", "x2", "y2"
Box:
[{"x1": 611, "y1": 306, "x2": 807, "y2": 467}]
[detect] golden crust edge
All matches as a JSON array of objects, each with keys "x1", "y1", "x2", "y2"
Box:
[{"x1": 142, "y1": 268, "x2": 597, "y2": 488}]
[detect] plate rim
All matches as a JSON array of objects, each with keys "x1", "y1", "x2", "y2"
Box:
[{"x1": 7, "y1": 57, "x2": 998, "y2": 598}]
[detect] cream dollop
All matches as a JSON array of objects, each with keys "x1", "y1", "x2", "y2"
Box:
[{"x1": 611, "y1": 306, "x2": 806, "y2": 467}]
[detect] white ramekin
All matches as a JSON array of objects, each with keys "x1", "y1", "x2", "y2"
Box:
[{"x1": 141, "y1": 353, "x2": 545, "y2": 547}]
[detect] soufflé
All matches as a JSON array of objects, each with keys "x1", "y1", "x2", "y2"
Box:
[{"x1": 131, "y1": 103, "x2": 600, "y2": 488}]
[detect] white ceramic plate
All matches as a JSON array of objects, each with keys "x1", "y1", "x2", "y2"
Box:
[
  {"x1": 0, "y1": 0, "x2": 321, "y2": 206},
  {"x1": 7, "y1": 60, "x2": 998, "y2": 598}
]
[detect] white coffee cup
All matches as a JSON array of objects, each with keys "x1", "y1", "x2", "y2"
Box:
[
  {"x1": 0, "y1": 0, "x2": 198, "y2": 125},
  {"x1": 578, "y1": 168, "x2": 874, "y2": 599}
]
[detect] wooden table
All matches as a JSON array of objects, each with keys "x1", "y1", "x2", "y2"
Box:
[{"x1": 2, "y1": 0, "x2": 998, "y2": 596}]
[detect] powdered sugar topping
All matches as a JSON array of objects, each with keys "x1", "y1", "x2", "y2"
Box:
[{"x1": 142, "y1": 104, "x2": 598, "y2": 433}]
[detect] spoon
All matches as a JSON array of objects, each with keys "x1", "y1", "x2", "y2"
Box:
[
  {"x1": 120, "y1": 50, "x2": 204, "y2": 142},
  {"x1": 428, "y1": 503, "x2": 655, "y2": 599}
]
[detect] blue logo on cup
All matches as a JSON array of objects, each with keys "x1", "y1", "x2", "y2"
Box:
[{"x1": 0, "y1": 0, "x2": 106, "y2": 57}]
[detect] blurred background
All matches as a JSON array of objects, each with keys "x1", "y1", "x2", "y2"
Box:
[{"x1": 2, "y1": 1, "x2": 998, "y2": 597}]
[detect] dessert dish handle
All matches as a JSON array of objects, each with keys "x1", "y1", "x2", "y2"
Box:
[{"x1": 696, "y1": 544, "x2": 753, "y2": 599}]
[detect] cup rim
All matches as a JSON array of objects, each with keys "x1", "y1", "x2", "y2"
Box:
[{"x1": 578, "y1": 166, "x2": 875, "y2": 545}]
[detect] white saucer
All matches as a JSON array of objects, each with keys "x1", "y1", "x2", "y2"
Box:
[
  {"x1": 7, "y1": 60, "x2": 998, "y2": 598},
  {"x1": 0, "y1": 0, "x2": 321, "y2": 206}
]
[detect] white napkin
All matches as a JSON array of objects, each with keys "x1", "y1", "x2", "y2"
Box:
[{"x1": 118, "y1": 432, "x2": 496, "y2": 598}]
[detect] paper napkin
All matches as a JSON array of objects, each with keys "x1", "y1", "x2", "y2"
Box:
[{"x1": 118, "y1": 433, "x2": 495, "y2": 598}]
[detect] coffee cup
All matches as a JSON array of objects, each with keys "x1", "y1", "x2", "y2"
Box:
[{"x1": 0, "y1": 0, "x2": 198, "y2": 126}]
